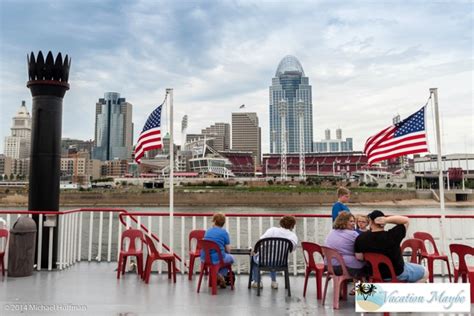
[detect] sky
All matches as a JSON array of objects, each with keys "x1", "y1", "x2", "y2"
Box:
[{"x1": 1, "y1": 0, "x2": 473, "y2": 156}]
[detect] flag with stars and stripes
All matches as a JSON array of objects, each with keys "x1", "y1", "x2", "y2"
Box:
[
  {"x1": 134, "y1": 104, "x2": 163, "y2": 163},
  {"x1": 364, "y1": 107, "x2": 428, "y2": 165}
]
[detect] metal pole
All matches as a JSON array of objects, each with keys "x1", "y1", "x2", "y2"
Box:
[
  {"x1": 167, "y1": 88, "x2": 174, "y2": 255},
  {"x1": 430, "y1": 88, "x2": 447, "y2": 256}
]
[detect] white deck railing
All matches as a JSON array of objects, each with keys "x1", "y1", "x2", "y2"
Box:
[{"x1": 0, "y1": 209, "x2": 473, "y2": 277}]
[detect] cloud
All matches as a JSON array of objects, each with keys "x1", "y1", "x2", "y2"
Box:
[{"x1": 0, "y1": 0, "x2": 472, "y2": 156}]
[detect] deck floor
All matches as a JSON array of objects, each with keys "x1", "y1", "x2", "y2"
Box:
[{"x1": 0, "y1": 262, "x2": 468, "y2": 316}]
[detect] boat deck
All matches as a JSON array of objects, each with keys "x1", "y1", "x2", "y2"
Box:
[{"x1": 0, "y1": 262, "x2": 464, "y2": 316}]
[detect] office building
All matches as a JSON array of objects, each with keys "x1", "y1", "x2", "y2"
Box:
[
  {"x1": 232, "y1": 112, "x2": 261, "y2": 165},
  {"x1": 92, "y1": 92, "x2": 133, "y2": 161},
  {"x1": 201, "y1": 123, "x2": 230, "y2": 152},
  {"x1": 269, "y1": 55, "x2": 313, "y2": 153},
  {"x1": 3, "y1": 101, "x2": 31, "y2": 159},
  {"x1": 313, "y1": 128, "x2": 353, "y2": 153}
]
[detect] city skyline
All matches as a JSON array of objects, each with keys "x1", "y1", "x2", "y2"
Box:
[{"x1": 0, "y1": 1, "x2": 472, "y2": 157}]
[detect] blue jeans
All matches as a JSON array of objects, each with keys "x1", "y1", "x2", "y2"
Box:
[
  {"x1": 397, "y1": 262, "x2": 425, "y2": 282},
  {"x1": 219, "y1": 253, "x2": 234, "y2": 276},
  {"x1": 251, "y1": 255, "x2": 277, "y2": 282}
]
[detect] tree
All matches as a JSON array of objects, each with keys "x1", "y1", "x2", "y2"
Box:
[
  {"x1": 9, "y1": 174, "x2": 15, "y2": 181},
  {"x1": 0, "y1": 174, "x2": 3, "y2": 181}
]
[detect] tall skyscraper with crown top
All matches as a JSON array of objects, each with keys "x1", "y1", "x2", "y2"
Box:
[{"x1": 269, "y1": 55, "x2": 313, "y2": 153}]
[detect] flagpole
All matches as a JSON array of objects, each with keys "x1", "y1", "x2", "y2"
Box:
[
  {"x1": 167, "y1": 88, "x2": 174, "y2": 255},
  {"x1": 430, "y1": 87, "x2": 447, "y2": 257}
]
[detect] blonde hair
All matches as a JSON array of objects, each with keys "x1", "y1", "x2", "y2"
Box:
[
  {"x1": 333, "y1": 211, "x2": 355, "y2": 230},
  {"x1": 337, "y1": 187, "x2": 350, "y2": 197},
  {"x1": 212, "y1": 212, "x2": 226, "y2": 227}
]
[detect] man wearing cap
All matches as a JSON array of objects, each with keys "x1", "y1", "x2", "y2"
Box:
[{"x1": 354, "y1": 210, "x2": 428, "y2": 282}]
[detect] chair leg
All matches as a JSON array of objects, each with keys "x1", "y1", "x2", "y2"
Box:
[
  {"x1": 210, "y1": 266, "x2": 218, "y2": 295},
  {"x1": 285, "y1": 269, "x2": 291, "y2": 297},
  {"x1": 189, "y1": 255, "x2": 195, "y2": 281},
  {"x1": 117, "y1": 255, "x2": 122, "y2": 279},
  {"x1": 316, "y1": 269, "x2": 323, "y2": 300},
  {"x1": 333, "y1": 278, "x2": 341, "y2": 309},
  {"x1": 303, "y1": 269, "x2": 310, "y2": 297},
  {"x1": 444, "y1": 258, "x2": 452, "y2": 283},
  {"x1": 197, "y1": 263, "x2": 205, "y2": 293},
  {"x1": 172, "y1": 259, "x2": 177, "y2": 283},
  {"x1": 454, "y1": 270, "x2": 459, "y2": 283},
  {"x1": 322, "y1": 275, "x2": 331, "y2": 306},
  {"x1": 167, "y1": 261, "x2": 172, "y2": 279},
  {"x1": 229, "y1": 267, "x2": 234, "y2": 290},
  {"x1": 121, "y1": 256, "x2": 127, "y2": 275},
  {"x1": 257, "y1": 268, "x2": 261, "y2": 297},
  {"x1": 137, "y1": 255, "x2": 143, "y2": 277},
  {"x1": 145, "y1": 259, "x2": 153, "y2": 284},
  {"x1": 427, "y1": 258, "x2": 434, "y2": 283}
]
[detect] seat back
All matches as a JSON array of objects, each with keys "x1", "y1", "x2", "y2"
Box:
[
  {"x1": 400, "y1": 238, "x2": 426, "y2": 263},
  {"x1": 301, "y1": 241, "x2": 324, "y2": 270},
  {"x1": 199, "y1": 239, "x2": 224, "y2": 266},
  {"x1": 254, "y1": 237, "x2": 293, "y2": 269},
  {"x1": 189, "y1": 229, "x2": 205, "y2": 255},
  {"x1": 120, "y1": 228, "x2": 144, "y2": 253},
  {"x1": 0, "y1": 229, "x2": 8, "y2": 253},
  {"x1": 363, "y1": 252, "x2": 398, "y2": 282},
  {"x1": 144, "y1": 234, "x2": 160, "y2": 257},
  {"x1": 449, "y1": 243, "x2": 474, "y2": 273},
  {"x1": 414, "y1": 231, "x2": 440, "y2": 256},
  {"x1": 321, "y1": 246, "x2": 350, "y2": 277}
]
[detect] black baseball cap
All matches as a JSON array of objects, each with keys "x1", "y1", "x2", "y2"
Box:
[{"x1": 368, "y1": 210, "x2": 385, "y2": 221}]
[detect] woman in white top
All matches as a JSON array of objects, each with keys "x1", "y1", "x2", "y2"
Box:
[{"x1": 251, "y1": 215, "x2": 298, "y2": 289}]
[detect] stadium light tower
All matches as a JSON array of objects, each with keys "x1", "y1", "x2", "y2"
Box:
[
  {"x1": 297, "y1": 100, "x2": 306, "y2": 181},
  {"x1": 278, "y1": 99, "x2": 288, "y2": 181},
  {"x1": 181, "y1": 114, "x2": 188, "y2": 148}
]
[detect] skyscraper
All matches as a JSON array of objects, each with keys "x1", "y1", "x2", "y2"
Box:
[
  {"x1": 232, "y1": 112, "x2": 261, "y2": 165},
  {"x1": 92, "y1": 92, "x2": 133, "y2": 161},
  {"x1": 269, "y1": 55, "x2": 313, "y2": 153},
  {"x1": 201, "y1": 123, "x2": 230, "y2": 152},
  {"x1": 3, "y1": 101, "x2": 31, "y2": 159}
]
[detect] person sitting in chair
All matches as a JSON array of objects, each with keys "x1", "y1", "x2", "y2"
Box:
[
  {"x1": 250, "y1": 215, "x2": 298, "y2": 289},
  {"x1": 201, "y1": 212, "x2": 234, "y2": 288},
  {"x1": 354, "y1": 210, "x2": 428, "y2": 283}
]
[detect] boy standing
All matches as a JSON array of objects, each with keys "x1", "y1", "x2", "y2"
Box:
[{"x1": 332, "y1": 187, "x2": 350, "y2": 222}]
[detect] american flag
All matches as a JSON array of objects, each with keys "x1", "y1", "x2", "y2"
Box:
[
  {"x1": 364, "y1": 107, "x2": 428, "y2": 165},
  {"x1": 134, "y1": 104, "x2": 163, "y2": 164}
]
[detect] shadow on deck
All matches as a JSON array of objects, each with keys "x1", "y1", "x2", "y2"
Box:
[{"x1": 0, "y1": 262, "x2": 466, "y2": 315}]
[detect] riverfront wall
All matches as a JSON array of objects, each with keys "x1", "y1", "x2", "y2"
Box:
[{"x1": 0, "y1": 190, "x2": 417, "y2": 206}]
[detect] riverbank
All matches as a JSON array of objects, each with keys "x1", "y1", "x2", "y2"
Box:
[{"x1": 0, "y1": 189, "x2": 472, "y2": 207}]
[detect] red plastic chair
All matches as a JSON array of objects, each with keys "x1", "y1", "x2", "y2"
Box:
[
  {"x1": 197, "y1": 240, "x2": 234, "y2": 295},
  {"x1": 188, "y1": 229, "x2": 205, "y2": 280},
  {"x1": 321, "y1": 246, "x2": 353, "y2": 309},
  {"x1": 449, "y1": 243, "x2": 474, "y2": 283},
  {"x1": 400, "y1": 238, "x2": 426, "y2": 263},
  {"x1": 414, "y1": 231, "x2": 452, "y2": 282},
  {"x1": 117, "y1": 228, "x2": 144, "y2": 279},
  {"x1": 363, "y1": 252, "x2": 402, "y2": 283},
  {"x1": 301, "y1": 241, "x2": 325, "y2": 300},
  {"x1": 0, "y1": 229, "x2": 8, "y2": 277},
  {"x1": 142, "y1": 234, "x2": 177, "y2": 284}
]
